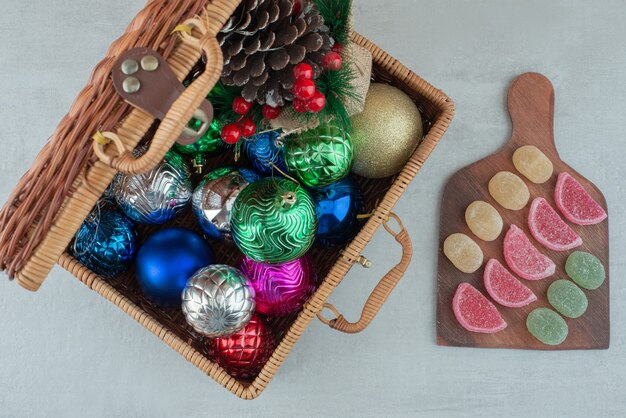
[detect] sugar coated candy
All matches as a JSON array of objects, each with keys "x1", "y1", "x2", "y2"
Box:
[
  {"x1": 503, "y1": 225, "x2": 555, "y2": 280},
  {"x1": 547, "y1": 279, "x2": 588, "y2": 319},
  {"x1": 565, "y1": 251, "x2": 606, "y2": 290},
  {"x1": 512, "y1": 145, "x2": 553, "y2": 184},
  {"x1": 528, "y1": 197, "x2": 582, "y2": 252},
  {"x1": 554, "y1": 172, "x2": 607, "y2": 225},
  {"x1": 453, "y1": 283, "x2": 507, "y2": 333},
  {"x1": 488, "y1": 171, "x2": 530, "y2": 210},
  {"x1": 526, "y1": 308, "x2": 568, "y2": 346},
  {"x1": 443, "y1": 233, "x2": 483, "y2": 273},
  {"x1": 465, "y1": 201, "x2": 503, "y2": 241},
  {"x1": 484, "y1": 259, "x2": 537, "y2": 308}
]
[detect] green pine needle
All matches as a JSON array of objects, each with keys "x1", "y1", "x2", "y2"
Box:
[
  {"x1": 315, "y1": 62, "x2": 360, "y2": 133},
  {"x1": 314, "y1": 0, "x2": 352, "y2": 47}
]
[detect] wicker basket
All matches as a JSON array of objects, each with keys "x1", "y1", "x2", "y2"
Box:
[{"x1": 0, "y1": 0, "x2": 454, "y2": 399}]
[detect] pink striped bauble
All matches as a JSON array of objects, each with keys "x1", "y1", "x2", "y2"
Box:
[{"x1": 240, "y1": 254, "x2": 318, "y2": 316}]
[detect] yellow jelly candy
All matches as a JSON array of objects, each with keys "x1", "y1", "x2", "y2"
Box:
[
  {"x1": 465, "y1": 201, "x2": 503, "y2": 241},
  {"x1": 488, "y1": 171, "x2": 530, "y2": 210},
  {"x1": 512, "y1": 145, "x2": 554, "y2": 184},
  {"x1": 444, "y1": 233, "x2": 484, "y2": 273}
]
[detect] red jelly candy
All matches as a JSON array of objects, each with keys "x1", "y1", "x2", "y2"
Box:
[
  {"x1": 484, "y1": 259, "x2": 537, "y2": 308},
  {"x1": 452, "y1": 283, "x2": 507, "y2": 333},
  {"x1": 503, "y1": 225, "x2": 555, "y2": 281},
  {"x1": 554, "y1": 172, "x2": 607, "y2": 225},
  {"x1": 528, "y1": 197, "x2": 582, "y2": 251}
]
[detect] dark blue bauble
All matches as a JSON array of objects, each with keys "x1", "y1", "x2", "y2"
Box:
[
  {"x1": 242, "y1": 130, "x2": 288, "y2": 176},
  {"x1": 71, "y1": 205, "x2": 138, "y2": 278},
  {"x1": 136, "y1": 227, "x2": 215, "y2": 307},
  {"x1": 310, "y1": 177, "x2": 365, "y2": 247}
]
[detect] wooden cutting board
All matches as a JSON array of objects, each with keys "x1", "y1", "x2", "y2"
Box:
[{"x1": 436, "y1": 72, "x2": 609, "y2": 350}]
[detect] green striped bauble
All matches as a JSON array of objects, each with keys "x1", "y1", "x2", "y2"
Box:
[
  {"x1": 284, "y1": 122, "x2": 353, "y2": 188},
  {"x1": 231, "y1": 178, "x2": 317, "y2": 264}
]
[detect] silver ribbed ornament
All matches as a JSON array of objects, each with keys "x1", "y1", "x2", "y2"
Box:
[
  {"x1": 192, "y1": 172, "x2": 250, "y2": 242},
  {"x1": 114, "y1": 150, "x2": 192, "y2": 225},
  {"x1": 182, "y1": 264, "x2": 255, "y2": 337}
]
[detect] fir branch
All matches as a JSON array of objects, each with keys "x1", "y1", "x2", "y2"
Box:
[
  {"x1": 314, "y1": 0, "x2": 352, "y2": 46},
  {"x1": 315, "y1": 61, "x2": 360, "y2": 132}
]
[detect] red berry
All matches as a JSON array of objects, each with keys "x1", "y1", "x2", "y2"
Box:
[
  {"x1": 262, "y1": 104, "x2": 282, "y2": 120},
  {"x1": 331, "y1": 43, "x2": 344, "y2": 54},
  {"x1": 293, "y1": 78, "x2": 316, "y2": 100},
  {"x1": 293, "y1": 98, "x2": 309, "y2": 113},
  {"x1": 322, "y1": 52, "x2": 343, "y2": 71},
  {"x1": 293, "y1": 63, "x2": 314, "y2": 80},
  {"x1": 232, "y1": 96, "x2": 252, "y2": 115},
  {"x1": 307, "y1": 91, "x2": 326, "y2": 112},
  {"x1": 221, "y1": 123, "x2": 241, "y2": 144},
  {"x1": 292, "y1": 0, "x2": 302, "y2": 15},
  {"x1": 239, "y1": 117, "x2": 257, "y2": 137}
]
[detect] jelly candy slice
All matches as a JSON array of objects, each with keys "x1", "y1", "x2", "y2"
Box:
[
  {"x1": 483, "y1": 259, "x2": 537, "y2": 308},
  {"x1": 526, "y1": 308, "x2": 568, "y2": 346},
  {"x1": 565, "y1": 251, "x2": 606, "y2": 290},
  {"x1": 547, "y1": 279, "x2": 588, "y2": 319},
  {"x1": 512, "y1": 145, "x2": 553, "y2": 184},
  {"x1": 443, "y1": 233, "x2": 483, "y2": 273},
  {"x1": 488, "y1": 171, "x2": 530, "y2": 210},
  {"x1": 465, "y1": 201, "x2": 503, "y2": 241},
  {"x1": 554, "y1": 172, "x2": 607, "y2": 225},
  {"x1": 452, "y1": 283, "x2": 507, "y2": 333},
  {"x1": 528, "y1": 197, "x2": 582, "y2": 251},
  {"x1": 503, "y1": 225, "x2": 556, "y2": 280}
]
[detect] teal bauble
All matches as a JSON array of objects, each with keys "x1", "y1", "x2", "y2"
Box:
[
  {"x1": 231, "y1": 178, "x2": 317, "y2": 264},
  {"x1": 284, "y1": 122, "x2": 353, "y2": 188},
  {"x1": 173, "y1": 119, "x2": 225, "y2": 174}
]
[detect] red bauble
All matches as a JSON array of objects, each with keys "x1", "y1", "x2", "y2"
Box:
[
  {"x1": 322, "y1": 52, "x2": 343, "y2": 71},
  {"x1": 293, "y1": 62, "x2": 314, "y2": 80},
  {"x1": 239, "y1": 117, "x2": 257, "y2": 137},
  {"x1": 262, "y1": 104, "x2": 282, "y2": 120},
  {"x1": 293, "y1": 98, "x2": 309, "y2": 113},
  {"x1": 209, "y1": 314, "x2": 276, "y2": 379},
  {"x1": 221, "y1": 123, "x2": 241, "y2": 144},
  {"x1": 293, "y1": 78, "x2": 316, "y2": 100},
  {"x1": 232, "y1": 96, "x2": 252, "y2": 115},
  {"x1": 307, "y1": 91, "x2": 326, "y2": 112}
]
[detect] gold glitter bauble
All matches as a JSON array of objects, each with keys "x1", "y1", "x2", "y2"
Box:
[{"x1": 350, "y1": 83, "x2": 423, "y2": 178}]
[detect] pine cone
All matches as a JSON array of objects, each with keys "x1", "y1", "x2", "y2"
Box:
[{"x1": 218, "y1": 0, "x2": 333, "y2": 107}]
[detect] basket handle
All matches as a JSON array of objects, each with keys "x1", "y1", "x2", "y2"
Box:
[
  {"x1": 100, "y1": 1, "x2": 240, "y2": 175},
  {"x1": 317, "y1": 213, "x2": 413, "y2": 333}
]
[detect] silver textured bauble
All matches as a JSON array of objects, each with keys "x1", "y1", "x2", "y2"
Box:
[
  {"x1": 114, "y1": 151, "x2": 192, "y2": 224},
  {"x1": 181, "y1": 265, "x2": 255, "y2": 338},
  {"x1": 192, "y1": 172, "x2": 250, "y2": 242}
]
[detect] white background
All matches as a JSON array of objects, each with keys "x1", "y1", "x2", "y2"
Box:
[{"x1": 1, "y1": 0, "x2": 625, "y2": 416}]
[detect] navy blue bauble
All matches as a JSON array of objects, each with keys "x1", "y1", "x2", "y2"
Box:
[
  {"x1": 310, "y1": 177, "x2": 365, "y2": 247},
  {"x1": 71, "y1": 204, "x2": 138, "y2": 278},
  {"x1": 136, "y1": 227, "x2": 215, "y2": 307},
  {"x1": 242, "y1": 130, "x2": 287, "y2": 176}
]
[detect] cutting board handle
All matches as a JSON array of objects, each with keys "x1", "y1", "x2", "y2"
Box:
[{"x1": 507, "y1": 72, "x2": 558, "y2": 156}]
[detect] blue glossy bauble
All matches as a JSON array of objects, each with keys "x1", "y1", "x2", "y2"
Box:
[
  {"x1": 71, "y1": 204, "x2": 138, "y2": 278},
  {"x1": 136, "y1": 227, "x2": 215, "y2": 307},
  {"x1": 310, "y1": 177, "x2": 365, "y2": 247},
  {"x1": 242, "y1": 130, "x2": 287, "y2": 176}
]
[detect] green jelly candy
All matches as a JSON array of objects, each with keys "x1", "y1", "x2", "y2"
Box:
[
  {"x1": 526, "y1": 308, "x2": 569, "y2": 346},
  {"x1": 565, "y1": 251, "x2": 606, "y2": 290},
  {"x1": 547, "y1": 280, "x2": 588, "y2": 318}
]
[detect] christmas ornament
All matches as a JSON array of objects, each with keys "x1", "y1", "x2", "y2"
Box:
[
  {"x1": 192, "y1": 171, "x2": 252, "y2": 241},
  {"x1": 231, "y1": 178, "x2": 317, "y2": 264},
  {"x1": 262, "y1": 104, "x2": 282, "y2": 120},
  {"x1": 350, "y1": 83, "x2": 423, "y2": 178},
  {"x1": 310, "y1": 176, "x2": 364, "y2": 247},
  {"x1": 182, "y1": 265, "x2": 255, "y2": 337},
  {"x1": 322, "y1": 51, "x2": 342, "y2": 70},
  {"x1": 284, "y1": 121, "x2": 353, "y2": 187},
  {"x1": 240, "y1": 254, "x2": 317, "y2": 316},
  {"x1": 306, "y1": 91, "x2": 326, "y2": 112},
  {"x1": 221, "y1": 123, "x2": 241, "y2": 144},
  {"x1": 293, "y1": 78, "x2": 316, "y2": 100},
  {"x1": 232, "y1": 96, "x2": 252, "y2": 115},
  {"x1": 239, "y1": 117, "x2": 257, "y2": 138},
  {"x1": 209, "y1": 314, "x2": 276, "y2": 380},
  {"x1": 242, "y1": 130, "x2": 288, "y2": 176},
  {"x1": 114, "y1": 150, "x2": 192, "y2": 224},
  {"x1": 136, "y1": 228, "x2": 214, "y2": 307},
  {"x1": 71, "y1": 203, "x2": 138, "y2": 278},
  {"x1": 218, "y1": 0, "x2": 333, "y2": 107},
  {"x1": 205, "y1": 166, "x2": 261, "y2": 184},
  {"x1": 173, "y1": 119, "x2": 225, "y2": 174},
  {"x1": 293, "y1": 62, "x2": 314, "y2": 80}
]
